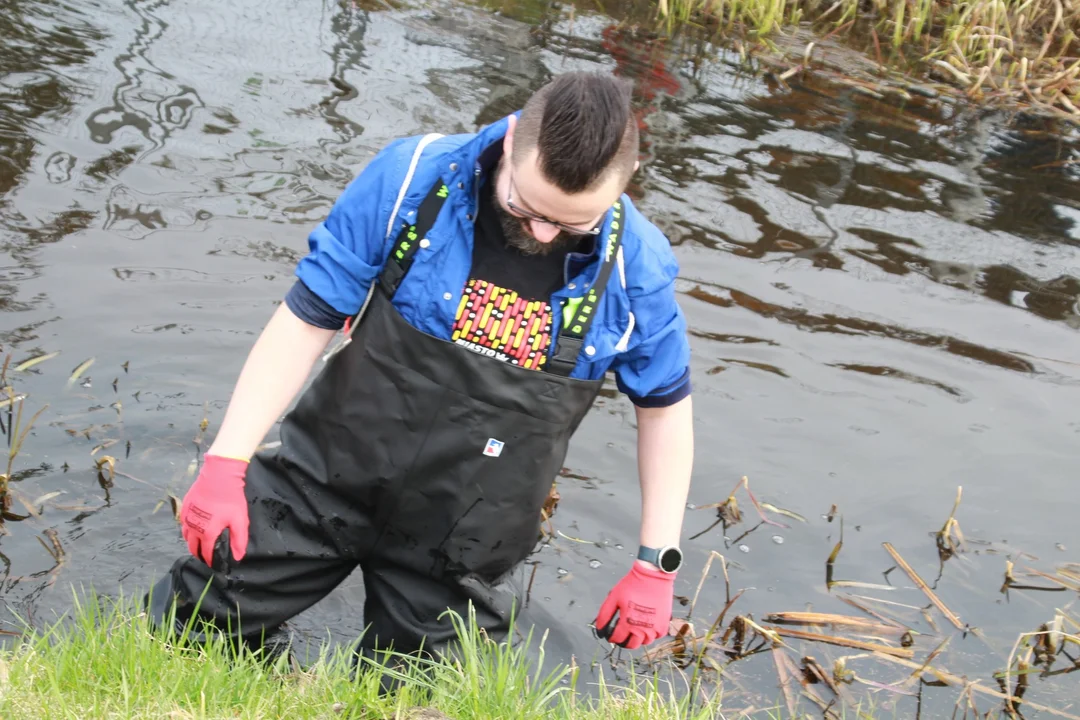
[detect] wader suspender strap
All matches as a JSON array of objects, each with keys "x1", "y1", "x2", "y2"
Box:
[
  {"x1": 325, "y1": 180, "x2": 625, "y2": 377},
  {"x1": 321, "y1": 179, "x2": 448, "y2": 363},
  {"x1": 379, "y1": 180, "x2": 450, "y2": 298},
  {"x1": 546, "y1": 199, "x2": 627, "y2": 378}
]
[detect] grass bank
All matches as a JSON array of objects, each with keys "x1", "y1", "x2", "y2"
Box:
[
  {"x1": 657, "y1": 0, "x2": 1080, "y2": 118},
  {"x1": 0, "y1": 590, "x2": 735, "y2": 720}
]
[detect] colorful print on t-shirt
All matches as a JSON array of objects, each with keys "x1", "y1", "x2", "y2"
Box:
[{"x1": 452, "y1": 278, "x2": 553, "y2": 370}]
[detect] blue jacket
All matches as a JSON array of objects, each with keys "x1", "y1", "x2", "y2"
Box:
[{"x1": 286, "y1": 115, "x2": 691, "y2": 408}]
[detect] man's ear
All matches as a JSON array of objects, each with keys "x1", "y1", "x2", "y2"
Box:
[
  {"x1": 634, "y1": 160, "x2": 640, "y2": 172},
  {"x1": 503, "y1": 114, "x2": 517, "y2": 157}
]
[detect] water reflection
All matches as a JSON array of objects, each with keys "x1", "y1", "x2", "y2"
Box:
[
  {"x1": 686, "y1": 278, "x2": 1038, "y2": 373},
  {"x1": 316, "y1": 1, "x2": 367, "y2": 141},
  {"x1": 84, "y1": 0, "x2": 198, "y2": 148},
  {"x1": 616, "y1": 42, "x2": 1080, "y2": 327},
  {"x1": 0, "y1": 0, "x2": 106, "y2": 195},
  {"x1": 0, "y1": 0, "x2": 1078, "y2": 713}
]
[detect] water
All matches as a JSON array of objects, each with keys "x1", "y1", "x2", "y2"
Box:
[{"x1": 2, "y1": 0, "x2": 1080, "y2": 713}]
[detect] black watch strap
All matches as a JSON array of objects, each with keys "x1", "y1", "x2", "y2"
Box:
[{"x1": 637, "y1": 545, "x2": 661, "y2": 566}]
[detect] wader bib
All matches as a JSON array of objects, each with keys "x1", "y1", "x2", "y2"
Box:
[{"x1": 148, "y1": 171, "x2": 627, "y2": 663}]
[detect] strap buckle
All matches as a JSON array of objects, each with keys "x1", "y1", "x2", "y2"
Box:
[
  {"x1": 380, "y1": 260, "x2": 406, "y2": 297},
  {"x1": 547, "y1": 336, "x2": 583, "y2": 377}
]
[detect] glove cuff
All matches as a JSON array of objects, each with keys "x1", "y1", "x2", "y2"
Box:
[
  {"x1": 631, "y1": 560, "x2": 677, "y2": 583},
  {"x1": 202, "y1": 454, "x2": 251, "y2": 482},
  {"x1": 205, "y1": 453, "x2": 250, "y2": 465}
]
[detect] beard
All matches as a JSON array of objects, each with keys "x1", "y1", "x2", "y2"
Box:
[{"x1": 494, "y1": 201, "x2": 579, "y2": 256}]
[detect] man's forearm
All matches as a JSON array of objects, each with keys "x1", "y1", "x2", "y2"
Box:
[
  {"x1": 207, "y1": 303, "x2": 338, "y2": 460},
  {"x1": 635, "y1": 395, "x2": 694, "y2": 554}
]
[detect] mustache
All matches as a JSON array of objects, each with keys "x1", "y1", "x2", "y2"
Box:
[{"x1": 497, "y1": 205, "x2": 567, "y2": 256}]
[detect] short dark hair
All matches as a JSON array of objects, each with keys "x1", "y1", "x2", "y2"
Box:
[{"x1": 513, "y1": 72, "x2": 638, "y2": 194}]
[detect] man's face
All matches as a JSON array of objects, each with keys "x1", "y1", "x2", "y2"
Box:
[{"x1": 494, "y1": 115, "x2": 625, "y2": 255}]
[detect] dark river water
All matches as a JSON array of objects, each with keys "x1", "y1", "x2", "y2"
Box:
[{"x1": 2, "y1": 0, "x2": 1080, "y2": 715}]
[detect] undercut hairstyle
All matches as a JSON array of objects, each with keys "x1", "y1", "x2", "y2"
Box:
[{"x1": 513, "y1": 72, "x2": 639, "y2": 194}]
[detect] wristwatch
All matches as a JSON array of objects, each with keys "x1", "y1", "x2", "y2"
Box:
[{"x1": 637, "y1": 544, "x2": 683, "y2": 574}]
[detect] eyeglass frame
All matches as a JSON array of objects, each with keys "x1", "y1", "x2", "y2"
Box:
[{"x1": 505, "y1": 167, "x2": 603, "y2": 236}]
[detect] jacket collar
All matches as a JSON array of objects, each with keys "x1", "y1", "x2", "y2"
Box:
[{"x1": 441, "y1": 114, "x2": 516, "y2": 213}]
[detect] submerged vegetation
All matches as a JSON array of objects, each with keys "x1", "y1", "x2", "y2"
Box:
[
  {"x1": 3, "y1": 499, "x2": 1078, "y2": 720},
  {"x1": 654, "y1": 0, "x2": 1080, "y2": 118},
  {"x1": 0, "y1": 351, "x2": 50, "y2": 526},
  {"x1": 632, "y1": 477, "x2": 1080, "y2": 717}
]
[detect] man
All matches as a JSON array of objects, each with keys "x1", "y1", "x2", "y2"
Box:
[{"x1": 147, "y1": 71, "x2": 695, "y2": 665}]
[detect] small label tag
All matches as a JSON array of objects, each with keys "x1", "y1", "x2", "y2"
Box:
[{"x1": 483, "y1": 438, "x2": 504, "y2": 457}]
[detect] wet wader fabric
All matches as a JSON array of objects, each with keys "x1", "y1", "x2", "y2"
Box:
[{"x1": 147, "y1": 175, "x2": 625, "y2": 663}]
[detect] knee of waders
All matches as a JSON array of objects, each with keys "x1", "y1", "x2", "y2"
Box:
[{"x1": 142, "y1": 568, "x2": 288, "y2": 666}]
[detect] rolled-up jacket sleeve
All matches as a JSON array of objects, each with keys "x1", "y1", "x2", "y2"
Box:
[
  {"x1": 611, "y1": 240, "x2": 692, "y2": 408},
  {"x1": 285, "y1": 279, "x2": 350, "y2": 330},
  {"x1": 293, "y1": 138, "x2": 409, "y2": 320}
]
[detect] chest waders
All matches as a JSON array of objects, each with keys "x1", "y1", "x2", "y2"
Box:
[{"x1": 147, "y1": 162, "x2": 625, "y2": 673}]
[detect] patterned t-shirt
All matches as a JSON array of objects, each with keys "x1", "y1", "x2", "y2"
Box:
[
  {"x1": 452, "y1": 281, "x2": 555, "y2": 369},
  {"x1": 451, "y1": 177, "x2": 583, "y2": 371}
]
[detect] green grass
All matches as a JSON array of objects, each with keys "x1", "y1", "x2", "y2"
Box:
[{"x1": 0, "y1": 589, "x2": 739, "y2": 720}]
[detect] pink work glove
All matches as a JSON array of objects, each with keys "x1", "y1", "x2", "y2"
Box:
[
  {"x1": 594, "y1": 562, "x2": 675, "y2": 650},
  {"x1": 180, "y1": 454, "x2": 250, "y2": 567}
]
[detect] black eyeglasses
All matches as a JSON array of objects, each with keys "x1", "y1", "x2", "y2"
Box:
[{"x1": 506, "y1": 169, "x2": 603, "y2": 236}]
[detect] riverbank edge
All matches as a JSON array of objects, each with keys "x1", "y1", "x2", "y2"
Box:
[
  {"x1": 0, "y1": 589, "x2": 757, "y2": 720},
  {"x1": 652, "y1": 0, "x2": 1080, "y2": 124},
  {"x1": 505, "y1": 0, "x2": 1080, "y2": 129}
]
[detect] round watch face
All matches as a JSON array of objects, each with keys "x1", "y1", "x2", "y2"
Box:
[{"x1": 659, "y1": 547, "x2": 683, "y2": 573}]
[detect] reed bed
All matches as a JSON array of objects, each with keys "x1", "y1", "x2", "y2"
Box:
[{"x1": 658, "y1": 0, "x2": 1080, "y2": 118}]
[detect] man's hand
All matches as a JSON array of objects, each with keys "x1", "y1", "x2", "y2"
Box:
[
  {"x1": 180, "y1": 455, "x2": 250, "y2": 566},
  {"x1": 593, "y1": 561, "x2": 675, "y2": 649},
  {"x1": 594, "y1": 395, "x2": 690, "y2": 650},
  {"x1": 177, "y1": 302, "x2": 336, "y2": 567}
]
